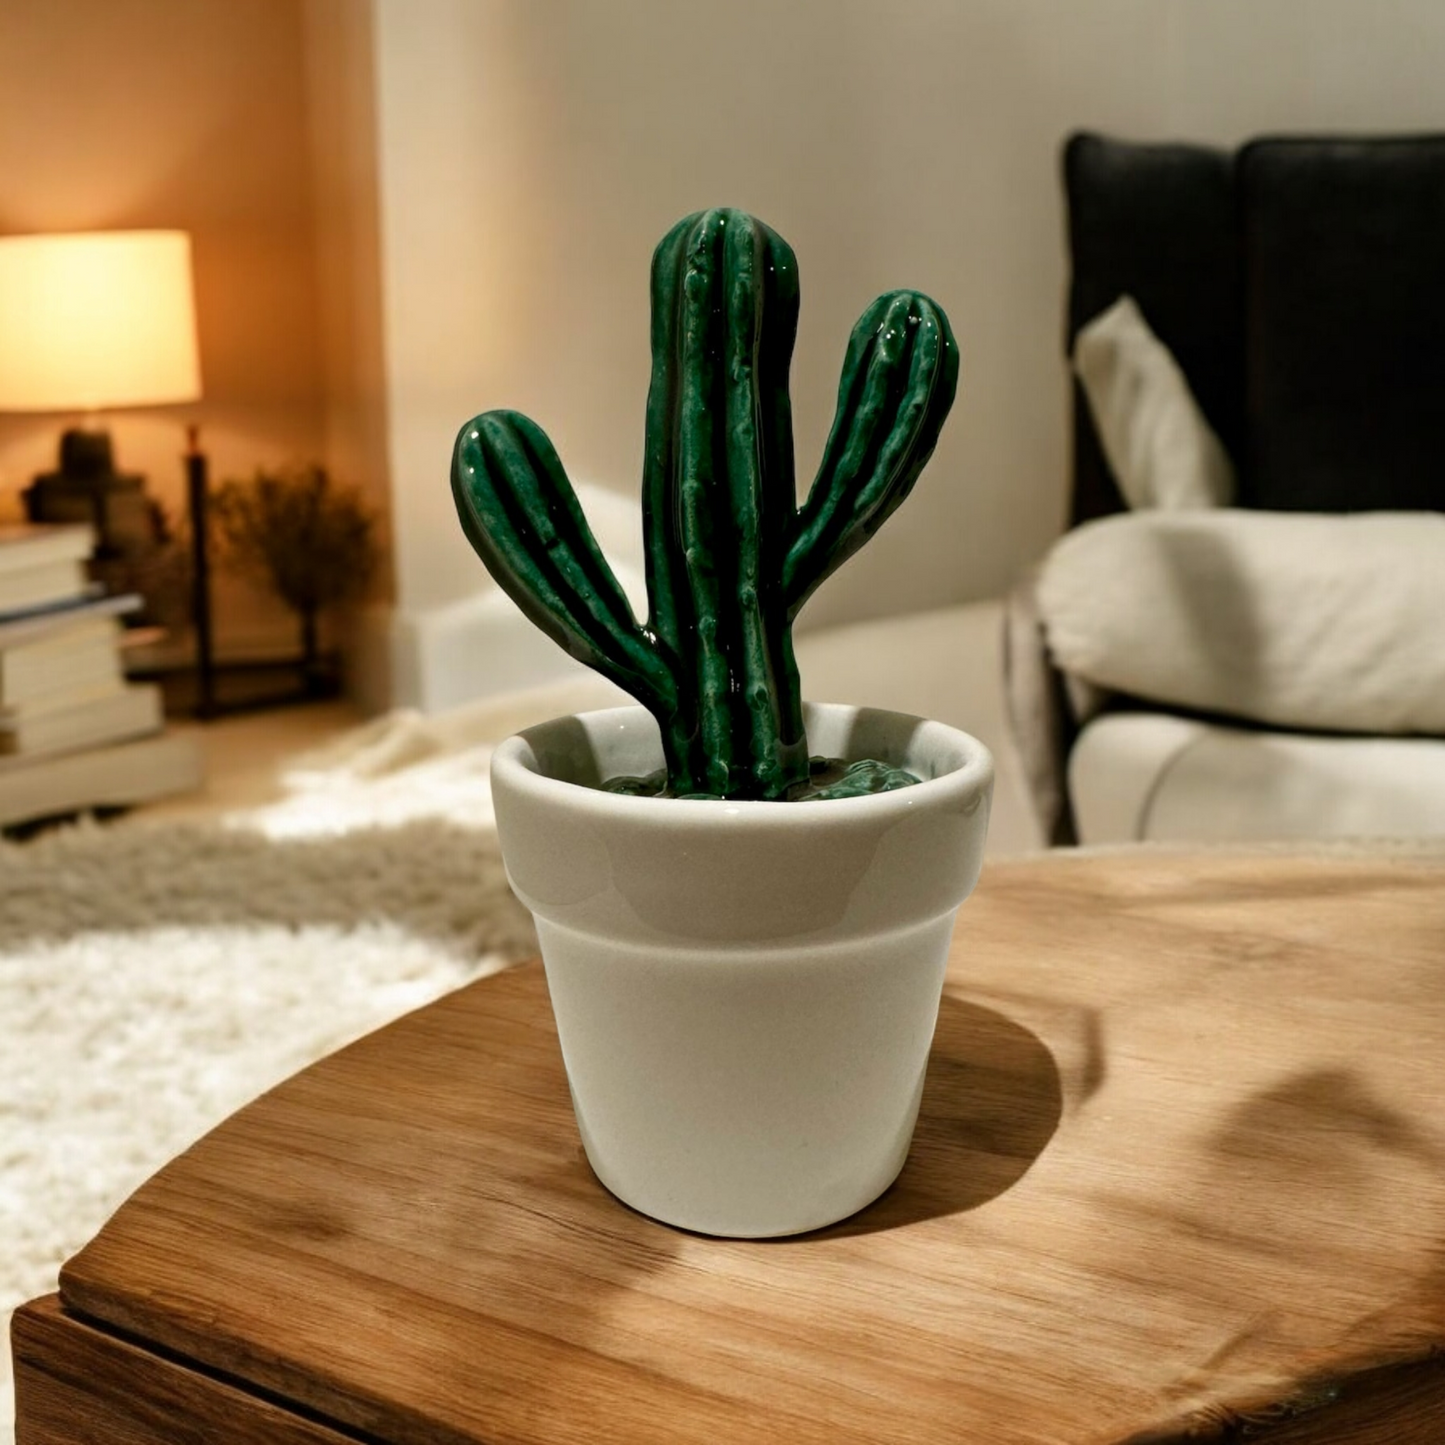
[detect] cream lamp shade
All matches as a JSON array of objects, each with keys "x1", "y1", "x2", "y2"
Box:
[{"x1": 0, "y1": 229, "x2": 202, "y2": 412}]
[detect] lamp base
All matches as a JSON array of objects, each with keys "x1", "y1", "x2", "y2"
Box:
[{"x1": 24, "y1": 427, "x2": 153, "y2": 559}]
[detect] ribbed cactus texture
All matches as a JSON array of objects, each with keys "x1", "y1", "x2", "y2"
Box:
[{"x1": 452, "y1": 209, "x2": 958, "y2": 800}]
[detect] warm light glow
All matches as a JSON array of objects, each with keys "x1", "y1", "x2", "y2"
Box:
[{"x1": 0, "y1": 229, "x2": 202, "y2": 412}]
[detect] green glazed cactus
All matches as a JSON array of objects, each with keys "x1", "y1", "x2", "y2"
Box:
[{"x1": 452, "y1": 208, "x2": 958, "y2": 800}]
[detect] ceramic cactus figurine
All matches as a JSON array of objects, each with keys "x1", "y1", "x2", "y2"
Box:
[{"x1": 452, "y1": 208, "x2": 958, "y2": 800}]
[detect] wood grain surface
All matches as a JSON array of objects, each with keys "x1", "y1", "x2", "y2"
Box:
[
  {"x1": 34, "y1": 849, "x2": 1445, "y2": 1444},
  {"x1": 12, "y1": 1294, "x2": 359, "y2": 1445}
]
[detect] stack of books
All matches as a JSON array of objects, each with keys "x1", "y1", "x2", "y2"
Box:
[{"x1": 0, "y1": 523, "x2": 201, "y2": 827}]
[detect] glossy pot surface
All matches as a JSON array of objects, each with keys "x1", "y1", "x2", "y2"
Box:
[{"x1": 491, "y1": 702, "x2": 993, "y2": 1237}]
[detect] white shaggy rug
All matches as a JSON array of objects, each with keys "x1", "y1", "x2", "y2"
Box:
[{"x1": 0, "y1": 695, "x2": 564, "y2": 1443}]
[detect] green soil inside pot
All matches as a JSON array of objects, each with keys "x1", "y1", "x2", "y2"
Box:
[{"x1": 602, "y1": 756, "x2": 921, "y2": 802}]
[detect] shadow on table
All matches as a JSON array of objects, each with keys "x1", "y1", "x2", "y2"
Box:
[{"x1": 820, "y1": 994, "x2": 1063, "y2": 1236}]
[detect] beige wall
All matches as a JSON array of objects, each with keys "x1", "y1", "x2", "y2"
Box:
[
  {"x1": 370, "y1": 0, "x2": 553, "y2": 617},
  {"x1": 1168, "y1": 0, "x2": 1445, "y2": 139},
  {"x1": 0, "y1": 0, "x2": 328, "y2": 653},
  {"x1": 301, "y1": 0, "x2": 390, "y2": 573},
  {"x1": 301, "y1": 0, "x2": 394, "y2": 707},
  {"x1": 369, "y1": 0, "x2": 1445, "y2": 645},
  {"x1": 466, "y1": 0, "x2": 1173, "y2": 632}
]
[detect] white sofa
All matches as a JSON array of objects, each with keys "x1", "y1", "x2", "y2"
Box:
[
  {"x1": 1008, "y1": 510, "x2": 1445, "y2": 848},
  {"x1": 1068, "y1": 713, "x2": 1445, "y2": 845},
  {"x1": 1025, "y1": 131, "x2": 1445, "y2": 849}
]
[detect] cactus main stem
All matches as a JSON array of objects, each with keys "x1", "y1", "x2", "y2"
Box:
[{"x1": 645, "y1": 209, "x2": 808, "y2": 799}]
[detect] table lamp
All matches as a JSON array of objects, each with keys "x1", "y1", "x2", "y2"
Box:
[
  {"x1": 0, "y1": 228, "x2": 203, "y2": 554},
  {"x1": 0, "y1": 228, "x2": 220, "y2": 713}
]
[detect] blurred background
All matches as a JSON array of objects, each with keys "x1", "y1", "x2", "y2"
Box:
[{"x1": 0, "y1": 0, "x2": 1441, "y2": 720}]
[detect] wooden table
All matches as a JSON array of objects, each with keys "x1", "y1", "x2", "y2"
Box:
[{"x1": 13, "y1": 847, "x2": 1445, "y2": 1443}]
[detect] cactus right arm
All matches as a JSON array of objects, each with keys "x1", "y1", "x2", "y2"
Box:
[
  {"x1": 782, "y1": 291, "x2": 959, "y2": 619},
  {"x1": 452, "y1": 410, "x2": 678, "y2": 718}
]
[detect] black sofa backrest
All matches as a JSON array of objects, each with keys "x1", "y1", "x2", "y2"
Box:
[
  {"x1": 1063, "y1": 133, "x2": 1242, "y2": 524},
  {"x1": 1063, "y1": 130, "x2": 1445, "y2": 523}
]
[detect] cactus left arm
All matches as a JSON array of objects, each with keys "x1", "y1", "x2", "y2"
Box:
[{"x1": 452, "y1": 411, "x2": 677, "y2": 717}]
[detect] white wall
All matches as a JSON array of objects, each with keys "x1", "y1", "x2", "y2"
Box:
[
  {"x1": 1168, "y1": 0, "x2": 1445, "y2": 140},
  {"x1": 461, "y1": 0, "x2": 1183, "y2": 634},
  {"x1": 363, "y1": 0, "x2": 1445, "y2": 703},
  {"x1": 369, "y1": 0, "x2": 563, "y2": 618}
]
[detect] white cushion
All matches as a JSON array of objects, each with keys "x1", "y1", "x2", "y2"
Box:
[
  {"x1": 1073, "y1": 295, "x2": 1235, "y2": 510},
  {"x1": 1037, "y1": 509, "x2": 1445, "y2": 735},
  {"x1": 1071, "y1": 711, "x2": 1445, "y2": 844}
]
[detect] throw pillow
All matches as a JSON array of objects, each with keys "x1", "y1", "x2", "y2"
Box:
[
  {"x1": 1073, "y1": 294, "x2": 1236, "y2": 510},
  {"x1": 1036, "y1": 509, "x2": 1445, "y2": 735}
]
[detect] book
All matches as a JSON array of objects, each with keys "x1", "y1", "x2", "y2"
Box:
[
  {"x1": 0, "y1": 557, "x2": 92, "y2": 614},
  {"x1": 0, "y1": 592, "x2": 141, "y2": 649},
  {"x1": 0, "y1": 730, "x2": 203, "y2": 828},
  {"x1": 0, "y1": 581, "x2": 105, "y2": 627},
  {"x1": 0, "y1": 681, "x2": 162, "y2": 757},
  {"x1": 0, "y1": 677, "x2": 127, "y2": 724},
  {"x1": 0, "y1": 618, "x2": 124, "y2": 707},
  {"x1": 0, "y1": 523, "x2": 95, "y2": 573}
]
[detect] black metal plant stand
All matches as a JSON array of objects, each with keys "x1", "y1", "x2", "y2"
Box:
[
  {"x1": 185, "y1": 425, "x2": 218, "y2": 719},
  {"x1": 180, "y1": 427, "x2": 341, "y2": 721}
]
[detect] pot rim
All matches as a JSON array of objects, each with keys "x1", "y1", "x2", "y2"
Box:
[{"x1": 491, "y1": 700, "x2": 994, "y2": 826}]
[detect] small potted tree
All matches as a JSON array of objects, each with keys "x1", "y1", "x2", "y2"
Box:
[
  {"x1": 455, "y1": 209, "x2": 993, "y2": 1237},
  {"x1": 212, "y1": 465, "x2": 379, "y2": 696}
]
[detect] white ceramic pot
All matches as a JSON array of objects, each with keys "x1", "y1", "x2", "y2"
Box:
[{"x1": 490, "y1": 702, "x2": 994, "y2": 1238}]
